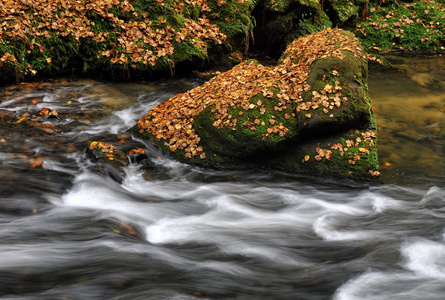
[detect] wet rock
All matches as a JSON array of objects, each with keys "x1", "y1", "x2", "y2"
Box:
[
  {"x1": 133, "y1": 29, "x2": 380, "y2": 183},
  {"x1": 86, "y1": 140, "x2": 149, "y2": 183},
  {"x1": 86, "y1": 141, "x2": 128, "y2": 183},
  {"x1": 38, "y1": 107, "x2": 61, "y2": 121}
]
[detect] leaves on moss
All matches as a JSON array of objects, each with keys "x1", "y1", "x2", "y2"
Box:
[
  {"x1": 138, "y1": 28, "x2": 366, "y2": 158},
  {"x1": 355, "y1": 0, "x2": 445, "y2": 53},
  {"x1": 0, "y1": 0, "x2": 227, "y2": 76}
]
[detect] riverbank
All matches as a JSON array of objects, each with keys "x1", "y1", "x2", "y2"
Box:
[{"x1": 0, "y1": 0, "x2": 444, "y2": 85}]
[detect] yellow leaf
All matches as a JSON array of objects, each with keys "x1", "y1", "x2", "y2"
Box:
[{"x1": 359, "y1": 148, "x2": 370, "y2": 154}]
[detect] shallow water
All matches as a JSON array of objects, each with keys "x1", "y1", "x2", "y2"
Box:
[
  {"x1": 0, "y1": 56, "x2": 444, "y2": 299},
  {"x1": 369, "y1": 56, "x2": 445, "y2": 186}
]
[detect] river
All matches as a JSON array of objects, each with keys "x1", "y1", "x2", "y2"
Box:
[{"x1": 0, "y1": 56, "x2": 444, "y2": 299}]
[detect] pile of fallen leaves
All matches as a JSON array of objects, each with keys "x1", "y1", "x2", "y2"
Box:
[
  {"x1": 138, "y1": 28, "x2": 366, "y2": 159},
  {"x1": 0, "y1": 0, "x2": 227, "y2": 77}
]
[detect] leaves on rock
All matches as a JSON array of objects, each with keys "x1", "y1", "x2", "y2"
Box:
[
  {"x1": 138, "y1": 28, "x2": 366, "y2": 159},
  {"x1": 89, "y1": 141, "x2": 126, "y2": 161},
  {"x1": 39, "y1": 107, "x2": 60, "y2": 120}
]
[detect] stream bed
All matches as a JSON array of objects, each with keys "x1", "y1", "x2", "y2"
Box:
[{"x1": 0, "y1": 56, "x2": 444, "y2": 299}]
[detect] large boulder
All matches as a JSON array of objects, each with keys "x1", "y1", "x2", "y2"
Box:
[{"x1": 133, "y1": 28, "x2": 380, "y2": 183}]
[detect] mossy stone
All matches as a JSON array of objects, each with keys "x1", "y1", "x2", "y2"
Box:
[{"x1": 134, "y1": 29, "x2": 380, "y2": 183}]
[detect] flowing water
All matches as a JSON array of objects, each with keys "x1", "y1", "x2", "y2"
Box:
[{"x1": 0, "y1": 56, "x2": 444, "y2": 299}]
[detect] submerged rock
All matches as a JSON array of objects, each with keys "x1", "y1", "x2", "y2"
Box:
[
  {"x1": 133, "y1": 28, "x2": 380, "y2": 183},
  {"x1": 0, "y1": 110, "x2": 61, "y2": 136}
]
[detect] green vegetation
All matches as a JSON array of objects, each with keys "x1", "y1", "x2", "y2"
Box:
[
  {"x1": 354, "y1": 0, "x2": 445, "y2": 53},
  {"x1": 0, "y1": 0, "x2": 229, "y2": 84},
  {"x1": 275, "y1": 112, "x2": 380, "y2": 183},
  {"x1": 1, "y1": 0, "x2": 443, "y2": 84}
]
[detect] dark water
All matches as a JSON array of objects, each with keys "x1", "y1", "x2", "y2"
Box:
[{"x1": 0, "y1": 56, "x2": 444, "y2": 299}]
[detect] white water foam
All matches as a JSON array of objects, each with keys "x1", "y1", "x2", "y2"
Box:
[
  {"x1": 99, "y1": 240, "x2": 254, "y2": 277},
  {"x1": 370, "y1": 192, "x2": 408, "y2": 213},
  {"x1": 42, "y1": 159, "x2": 79, "y2": 175},
  {"x1": 313, "y1": 214, "x2": 380, "y2": 241},
  {"x1": 402, "y1": 239, "x2": 445, "y2": 279},
  {"x1": 419, "y1": 186, "x2": 445, "y2": 207},
  {"x1": 334, "y1": 271, "x2": 445, "y2": 300},
  {"x1": 54, "y1": 171, "x2": 187, "y2": 224},
  {"x1": 75, "y1": 96, "x2": 160, "y2": 135},
  {"x1": 334, "y1": 238, "x2": 445, "y2": 300}
]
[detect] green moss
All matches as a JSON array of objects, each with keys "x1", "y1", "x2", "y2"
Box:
[
  {"x1": 324, "y1": 0, "x2": 368, "y2": 26},
  {"x1": 272, "y1": 112, "x2": 380, "y2": 183},
  {"x1": 266, "y1": 0, "x2": 321, "y2": 14},
  {"x1": 193, "y1": 104, "x2": 297, "y2": 161},
  {"x1": 189, "y1": 74, "x2": 304, "y2": 163},
  {"x1": 0, "y1": 0, "x2": 256, "y2": 83},
  {"x1": 354, "y1": 0, "x2": 445, "y2": 54},
  {"x1": 296, "y1": 48, "x2": 371, "y2": 135},
  {"x1": 207, "y1": 0, "x2": 256, "y2": 54},
  {"x1": 0, "y1": 41, "x2": 27, "y2": 82},
  {"x1": 170, "y1": 39, "x2": 208, "y2": 64},
  {"x1": 131, "y1": 0, "x2": 167, "y2": 17}
]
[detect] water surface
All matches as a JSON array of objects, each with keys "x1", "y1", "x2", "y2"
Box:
[{"x1": 0, "y1": 56, "x2": 444, "y2": 299}]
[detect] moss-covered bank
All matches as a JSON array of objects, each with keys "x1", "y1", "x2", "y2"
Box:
[
  {"x1": 0, "y1": 0, "x2": 248, "y2": 84},
  {"x1": 1, "y1": 0, "x2": 442, "y2": 84}
]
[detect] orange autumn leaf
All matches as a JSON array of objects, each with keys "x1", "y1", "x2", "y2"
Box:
[
  {"x1": 30, "y1": 157, "x2": 43, "y2": 168},
  {"x1": 120, "y1": 223, "x2": 136, "y2": 235}
]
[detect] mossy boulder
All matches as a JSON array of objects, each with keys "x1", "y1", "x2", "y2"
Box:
[{"x1": 133, "y1": 28, "x2": 380, "y2": 182}]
